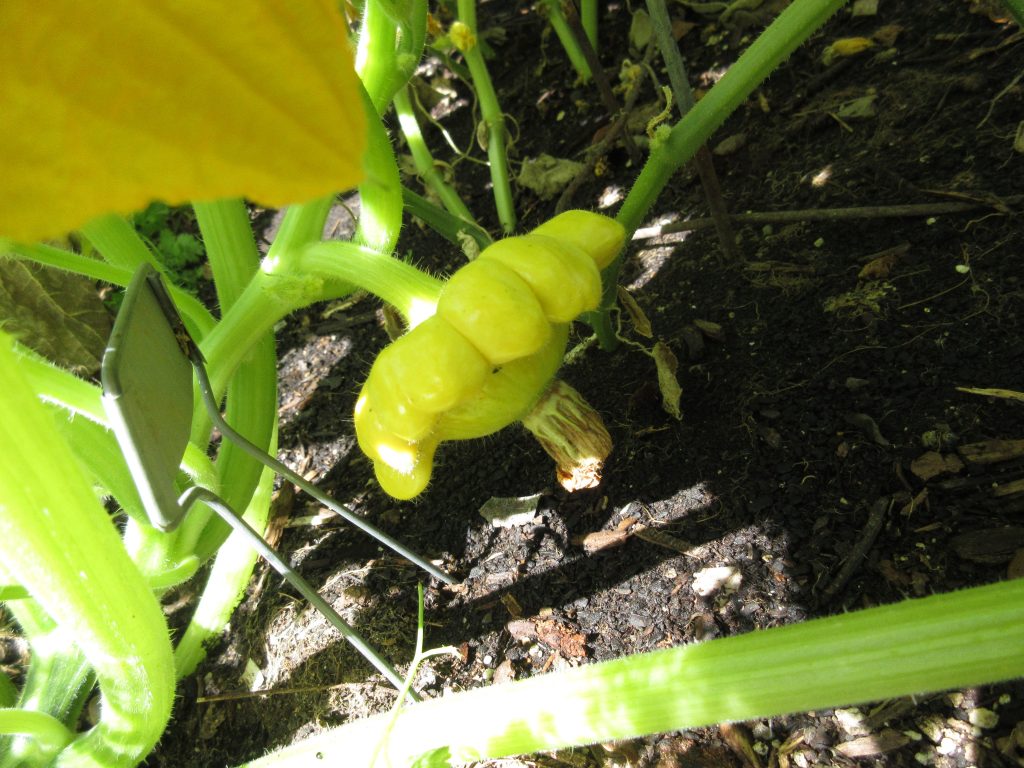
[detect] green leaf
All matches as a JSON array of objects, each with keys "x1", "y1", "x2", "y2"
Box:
[{"x1": 0, "y1": 258, "x2": 111, "y2": 374}]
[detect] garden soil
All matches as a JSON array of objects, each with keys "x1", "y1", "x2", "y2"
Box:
[{"x1": 147, "y1": 2, "x2": 1024, "y2": 766}]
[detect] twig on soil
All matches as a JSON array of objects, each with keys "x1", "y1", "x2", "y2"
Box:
[
  {"x1": 819, "y1": 496, "x2": 891, "y2": 604},
  {"x1": 633, "y1": 195, "x2": 1024, "y2": 238}
]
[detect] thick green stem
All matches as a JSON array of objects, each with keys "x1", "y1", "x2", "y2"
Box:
[
  {"x1": 78, "y1": 215, "x2": 157, "y2": 271},
  {"x1": 354, "y1": 84, "x2": 405, "y2": 255},
  {"x1": 194, "y1": 199, "x2": 258, "y2": 311},
  {"x1": 242, "y1": 579, "x2": 1024, "y2": 766},
  {"x1": 175, "y1": 446, "x2": 276, "y2": 678},
  {"x1": 355, "y1": 0, "x2": 426, "y2": 115},
  {"x1": 594, "y1": 0, "x2": 846, "y2": 347},
  {"x1": 194, "y1": 198, "x2": 277, "y2": 549},
  {"x1": 0, "y1": 333, "x2": 175, "y2": 767},
  {"x1": 456, "y1": 0, "x2": 517, "y2": 233},
  {"x1": 300, "y1": 240, "x2": 443, "y2": 324}
]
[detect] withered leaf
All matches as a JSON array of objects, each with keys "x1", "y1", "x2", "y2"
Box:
[
  {"x1": 0, "y1": 258, "x2": 112, "y2": 375},
  {"x1": 956, "y1": 386, "x2": 1024, "y2": 403},
  {"x1": 836, "y1": 730, "x2": 910, "y2": 758},
  {"x1": 652, "y1": 341, "x2": 682, "y2": 420},
  {"x1": 616, "y1": 286, "x2": 653, "y2": 338},
  {"x1": 858, "y1": 251, "x2": 901, "y2": 280},
  {"x1": 506, "y1": 618, "x2": 587, "y2": 659},
  {"x1": 693, "y1": 318, "x2": 725, "y2": 342}
]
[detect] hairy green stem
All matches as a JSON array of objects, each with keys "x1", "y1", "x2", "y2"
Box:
[
  {"x1": 0, "y1": 333, "x2": 175, "y2": 767},
  {"x1": 193, "y1": 198, "x2": 277, "y2": 553},
  {"x1": 300, "y1": 240, "x2": 443, "y2": 324},
  {"x1": 595, "y1": 0, "x2": 847, "y2": 347},
  {"x1": 402, "y1": 186, "x2": 492, "y2": 253},
  {"x1": 354, "y1": 83, "x2": 405, "y2": 255},
  {"x1": 456, "y1": 0, "x2": 517, "y2": 233}
]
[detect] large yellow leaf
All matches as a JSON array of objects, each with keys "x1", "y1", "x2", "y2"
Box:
[{"x1": 0, "y1": 1, "x2": 366, "y2": 242}]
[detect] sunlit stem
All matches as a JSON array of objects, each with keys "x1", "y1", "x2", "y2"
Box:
[
  {"x1": 299, "y1": 241, "x2": 443, "y2": 326},
  {"x1": 0, "y1": 334, "x2": 175, "y2": 767},
  {"x1": 354, "y1": 83, "x2": 405, "y2": 255},
  {"x1": 394, "y1": 85, "x2": 480, "y2": 229},
  {"x1": 175, "y1": 449, "x2": 275, "y2": 678},
  {"x1": 594, "y1": 0, "x2": 847, "y2": 348},
  {"x1": 241, "y1": 579, "x2": 1024, "y2": 766},
  {"x1": 0, "y1": 710, "x2": 74, "y2": 755},
  {"x1": 194, "y1": 197, "x2": 277, "y2": 548},
  {"x1": 456, "y1": 0, "x2": 517, "y2": 233}
]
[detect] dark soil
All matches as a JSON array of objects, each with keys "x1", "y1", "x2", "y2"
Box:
[{"x1": 148, "y1": 2, "x2": 1024, "y2": 766}]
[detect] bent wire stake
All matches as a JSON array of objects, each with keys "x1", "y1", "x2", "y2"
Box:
[
  {"x1": 176, "y1": 487, "x2": 413, "y2": 697},
  {"x1": 189, "y1": 358, "x2": 452, "y2": 585},
  {"x1": 101, "y1": 264, "x2": 450, "y2": 700}
]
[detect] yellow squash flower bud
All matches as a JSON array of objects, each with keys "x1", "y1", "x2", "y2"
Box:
[
  {"x1": 355, "y1": 210, "x2": 627, "y2": 499},
  {"x1": 478, "y1": 235, "x2": 601, "y2": 323},
  {"x1": 531, "y1": 210, "x2": 626, "y2": 269},
  {"x1": 375, "y1": 316, "x2": 489, "y2": 414},
  {"x1": 437, "y1": 259, "x2": 551, "y2": 365}
]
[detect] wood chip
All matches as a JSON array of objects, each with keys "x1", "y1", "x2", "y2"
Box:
[
  {"x1": 500, "y1": 593, "x2": 524, "y2": 619},
  {"x1": 836, "y1": 729, "x2": 911, "y2": 757},
  {"x1": 951, "y1": 527, "x2": 1024, "y2": 563},
  {"x1": 572, "y1": 529, "x2": 630, "y2": 554},
  {"x1": 506, "y1": 618, "x2": 587, "y2": 658},
  {"x1": 910, "y1": 451, "x2": 965, "y2": 481},
  {"x1": 958, "y1": 439, "x2": 1024, "y2": 464}
]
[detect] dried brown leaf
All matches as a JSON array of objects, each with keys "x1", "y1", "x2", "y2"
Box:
[{"x1": 910, "y1": 451, "x2": 964, "y2": 481}]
